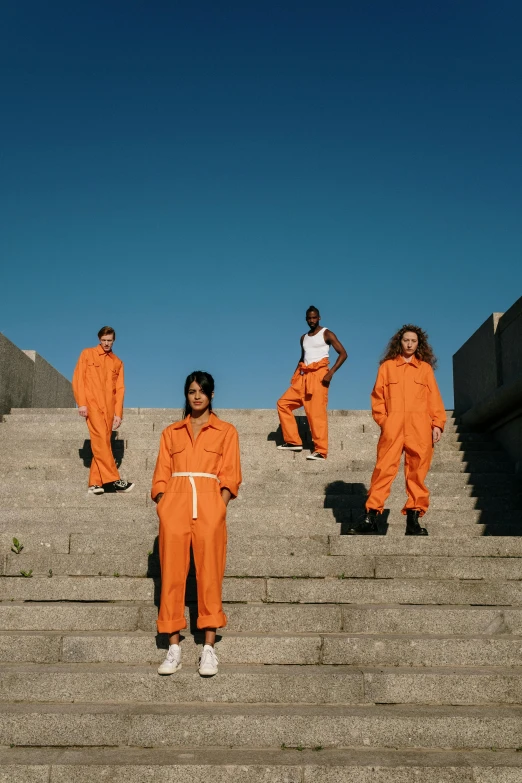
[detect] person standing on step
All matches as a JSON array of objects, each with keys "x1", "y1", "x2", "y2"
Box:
[
  {"x1": 152, "y1": 371, "x2": 241, "y2": 678},
  {"x1": 350, "y1": 324, "x2": 446, "y2": 536},
  {"x1": 72, "y1": 326, "x2": 134, "y2": 495},
  {"x1": 276, "y1": 305, "x2": 347, "y2": 460}
]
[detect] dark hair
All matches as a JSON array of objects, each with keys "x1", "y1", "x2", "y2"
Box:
[
  {"x1": 183, "y1": 371, "x2": 215, "y2": 418},
  {"x1": 381, "y1": 324, "x2": 437, "y2": 369},
  {"x1": 306, "y1": 305, "x2": 320, "y2": 316},
  {"x1": 98, "y1": 326, "x2": 116, "y2": 340}
]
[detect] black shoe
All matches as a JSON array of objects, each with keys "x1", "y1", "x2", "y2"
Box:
[
  {"x1": 348, "y1": 509, "x2": 380, "y2": 535},
  {"x1": 88, "y1": 485, "x2": 104, "y2": 495},
  {"x1": 405, "y1": 509, "x2": 428, "y2": 536},
  {"x1": 277, "y1": 443, "x2": 303, "y2": 452},
  {"x1": 112, "y1": 480, "x2": 135, "y2": 493}
]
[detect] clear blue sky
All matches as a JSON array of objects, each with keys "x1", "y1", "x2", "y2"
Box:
[{"x1": 2, "y1": 1, "x2": 521, "y2": 409}]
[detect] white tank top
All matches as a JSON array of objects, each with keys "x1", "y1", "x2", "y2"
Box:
[{"x1": 303, "y1": 327, "x2": 329, "y2": 365}]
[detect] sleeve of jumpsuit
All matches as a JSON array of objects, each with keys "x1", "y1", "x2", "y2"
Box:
[
  {"x1": 114, "y1": 362, "x2": 125, "y2": 419},
  {"x1": 426, "y1": 367, "x2": 446, "y2": 431},
  {"x1": 370, "y1": 365, "x2": 387, "y2": 427},
  {"x1": 218, "y1": 426, "x2": 242, "y2": 499},
  {"x1": 72, "y1": 350, "x2": 88, "y2": 408},
  {"x1": 151, "y1": 429, "x2": 172, "y2": 500}
]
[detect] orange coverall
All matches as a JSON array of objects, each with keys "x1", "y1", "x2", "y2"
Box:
[
  {"x1": 277, "y1": 357, "x2": 329, "y2": 456},
  {"x1": 151, "y1": 413, "x2": 242, "y2": 633},
  {"x1": 366, "y1": 357, "x2": 446, "y2": 516},
  {"x1": 72, "y1": 346, "x2": 124, "y2": 487}
]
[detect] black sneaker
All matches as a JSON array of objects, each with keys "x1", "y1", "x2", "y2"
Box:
[
  {"x1": 405, "y1": 509, "x2": 428, "y2": 536},
  {"x1": 277, "y1": 443, "x2": 303, "y2": 452},
  {"x1": 306, "y1": 452, "x2": 326, "y2": 460},
  {"x1": 88, "y1": 485, "x2": 104, "y2": 495},
  {"x1": 112, "y1": 480, "x2": 135, "y2": 493},
  {"x1": 348, "y1": 509, "x2": 380, "y2": 535}
]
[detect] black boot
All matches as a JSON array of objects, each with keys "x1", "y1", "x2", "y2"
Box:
[
  {"x1": 405, "y1": 509, "x2": 428, "y2": 536},
  {"x1": 348, "y1": 509, "x2": 380, "y2": 535}
]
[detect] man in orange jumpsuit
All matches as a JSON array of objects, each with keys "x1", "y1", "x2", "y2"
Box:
[
  {"x1": 72, "y1": 326, "x2": 134, "y2": 495},
  {"x1": 351, "y1": 326, "x2": 446, "y2": 535},
  {"x1": 276, "y1": 305, "x2": 347, "y2": 460}
]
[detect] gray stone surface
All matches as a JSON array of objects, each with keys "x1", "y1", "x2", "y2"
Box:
[
  {"x1": 0, "y1": 334, "x2": 73, "y2": 416},
  {"x1": 2, "y1": 405, "x2": 522, "y2": 772},
  {"x1": 454, "y1": 296, "x2": 522, "y2": 465},
  {"x1": 342, "y1": 606, "x2": 522, "y2": 635},
  {"x1": 266, "y1": 577, "x2": 522, "y2": 605},
  {"x1": 0, "y1": 664, "x2": 365, "y2": 704}
]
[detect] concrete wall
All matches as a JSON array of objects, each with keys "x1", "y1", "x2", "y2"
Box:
[
  {"x1": 453, "y1": 296, "x2": 522, "y2": 468},
  {"x1": 0, "y1": 334, "x2": 74, "y2": 416}
]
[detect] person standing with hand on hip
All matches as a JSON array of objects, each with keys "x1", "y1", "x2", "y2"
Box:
[
  {"x1": 72, "y1": 326, "x2": 134, "y2": 495},
  {"x1": 152, "y1": 371, "x2": 241, "y2": 678},
  {"x1": 351, "y1": 324, "x2": 446, "y2": 536},
  {"x1": 277, "y1": 305, "x2": 347, "y2": 460}
]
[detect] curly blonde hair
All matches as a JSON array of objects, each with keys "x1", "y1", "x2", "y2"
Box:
[{"x1": 381, "y1": 324, "x2": 437, "y2": 369}]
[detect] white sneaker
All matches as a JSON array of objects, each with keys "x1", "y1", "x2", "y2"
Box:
[
  {"x1": 157, "y1": 644, "x2": 182, "y2": 675},
  {"x1": 306, "y1": 452, "x2": 326, "y2": 460},
  {"x1": 199, "y1": 644, "x2": 218, "y2": 676},
  {"x1": 88, "y1": 485, "x2": 104, "y2": 495}
]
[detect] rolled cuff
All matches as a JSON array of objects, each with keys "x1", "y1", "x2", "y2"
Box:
[
  {"x1": 157, "y1": 616, "x2": 187, "y2": 633},
  {"x1": 197, "y1": 611, "x2": 227, "y2": 630},
  {"x1": 151, "y1": 482, "x2": 167, "y2": 501},
  {"x1": 219, "y1": 480, "x2": 239, "y2": 499},
  {"x1": 432, "y1": 419, "x2": 445, "y2": 431}
]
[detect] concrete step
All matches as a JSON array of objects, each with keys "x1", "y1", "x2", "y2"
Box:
[
  {"x1": 1, "y1": 746, "x2": 520, "y2": 783},
  {"x1": 4, "y1": 600, "x2": 522, "y2": 635},
  {"x1": 0, "y1": 702, "x2": 521, "y2": 749},
  {"x1": 5, "y1": 550, "x2": 522, "y2": 580},
  {"x1": 4, "y1": 629, "x2": 522, "y2": 668},
  {"x1": 0, "y1": 662, "x2": 521, "y2": 706},
  {"x1": 0, "y1": 602, "x2": 345, "y2": 633},
  {"x1": 2, "y1": 575, "x2": 522, "y2": 607},
  {"x1": 266, "y1": 577, "x2": 522, "y2": 605},
  {"x1": 0, "y1": 576, "x2": 264, "y2": 603}
]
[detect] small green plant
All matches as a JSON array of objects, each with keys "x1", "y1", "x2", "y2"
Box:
[
  {"x1": 148, "y1": 551, "x2": 153, "y2": 556},
  {"x1": 313, "y1": 745, "x2": 323, "y2": 751},
  {"x1": 48, "y1": 569, "x2": 53, "y2": 578},
  {"x1": 113, "y1": 572, "x2": 120, "y2": 577},
  {"x1": 20, "y1": 570, "x2": 33, "y2": 578},
  {"x1": 11, "y1": 538, "x2": 23, "y2": 554},
  {"x1": 338, "y1": 572, "x2": 346, "y2": 580}
]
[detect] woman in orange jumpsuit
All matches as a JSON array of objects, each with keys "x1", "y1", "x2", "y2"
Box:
[
  {"x1": 151, "y1": 371, "x2": 241, "y2": 677},
  {"x1": 351, "y1": 325, "x2": 446, "y2": 536}
]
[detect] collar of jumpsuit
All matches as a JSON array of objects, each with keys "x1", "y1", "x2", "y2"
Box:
[
  {"x1": 97, "y1": 345, "x2": 113, "y2": 358},
  {"x1": 170, "y1": 411, "x2": 225, "y2": 435},
  {"x1": 395, "y1": 355, "x2": 421, "y2": 368}
]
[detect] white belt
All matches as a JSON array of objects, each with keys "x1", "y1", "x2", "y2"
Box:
[{"x1": 171, "y1": 472, "x2": 220, "y2": 519}]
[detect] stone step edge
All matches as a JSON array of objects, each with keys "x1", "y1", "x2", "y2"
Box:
[{"x1": 2, "y1": 662, "x2": 522, "y2": 675}]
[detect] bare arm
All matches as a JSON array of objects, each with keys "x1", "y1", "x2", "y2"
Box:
[
  {"x1": 293, "y1": 335, "x2": 305, "y2": 372},
  {"x1": 322, "y1": 330, "x2": 348, "y2": 386}
]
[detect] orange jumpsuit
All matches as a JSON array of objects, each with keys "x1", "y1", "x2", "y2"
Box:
[
  {"x1": 72, "y1": 346, "x2": 124, "y2": 487},
  {"x1": 151, "y1": 413, "x2": 242, "y2": 633},
  {"x1": 366, "y1": 357, "x2": 446, "y2": 516},
  {"x1": 277, "y1": 357, "x2": 329, "y2": 456}
]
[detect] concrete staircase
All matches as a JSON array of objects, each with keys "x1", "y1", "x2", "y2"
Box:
[{"x1": 0, "y1": 407, "x2": 521, "y2": 781}]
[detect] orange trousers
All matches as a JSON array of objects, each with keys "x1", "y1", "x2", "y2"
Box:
[
  {"x1": 366, "y1": 413, "x2": 434, "y2": 516},
  {"x1": 87, "y1": 411, "x2": 120, "y2": 487},
  {"x1": 277, "y1": 361, "x2": 329, "y2": 456},
  {"x1": 157, "y1": 477, "x2": 227, "y2": 633}
]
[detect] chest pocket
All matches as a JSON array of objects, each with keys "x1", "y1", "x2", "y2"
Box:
[
  {"x1": 170, "y1": 445, "x2": 187, "y2": 471},
  {"x1": 414, "y1": 378, "x2": 428, "y2": 398},
  {"x1": 385, "y1": 380, "x2": 400, "y2": 398}
]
